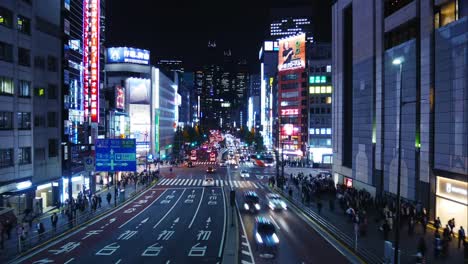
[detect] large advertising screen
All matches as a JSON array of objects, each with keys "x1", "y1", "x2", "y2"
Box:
[
  {"x1": 129, "y1": 104, "x2": 150, "y2": 150},
  {"x1": 106, "y1": 47, "x2": 150, "y2": 65},
  {"x1": 278, "y1": 33, "x2": 306, "y2": 72},
  {"x1": 115, "y1": 85, "x2": 125, "y2": 109},
  {"x1": 126, "y1": 78, "x2": 151, "y2": 104}
]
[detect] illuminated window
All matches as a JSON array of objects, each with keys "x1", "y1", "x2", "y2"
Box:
[
  {"x1": 326, "y1": 97, "x2": 332, "y2": 104},
  {"x1": 17, "y1": 15, "x2": 31, "y2": 35},
  {"x1": 315, "y1": 87, "x2": 320, "y2": 94},
  {"x1": 321, "y1": 76, "x2": 326, "y2": 83},
  {"x1": 0, "y1": 7, "x2": 13, "y2": 28},
  {"x1": 309, "y1": 87, "x2": 315, "y2": 94},
  {"x1": 309, "y1": 128, "x2": 315, "y2": 135},
  {"x1": 326, "y1": 128, "x2": 331, "y2": 135},
  {"x1": 434, "y1": 0, "x2": 458, "y2": 29},
  {"x1": 320, "y1": 128, "x2": 326, "y2": 134},
  {"x1": 326, "y1": 139, "x2": 331, "y2": 146},
  {"x1": 326, "y1": 65, "x2": 331, "y2": 72},
  {"x1": 321, "y1": 86, "x2": 326, "y2": 93},
  {"x1": 327, "y1": 86, "x2": 332, "y2": 93},
  {"x1": 315, "y1": 128, "x2": 320, "y2": 134},
  {"x1": 0, "y1": 76, "x2": 14, "y2": 95}
]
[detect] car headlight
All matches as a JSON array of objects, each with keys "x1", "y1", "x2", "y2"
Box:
[
  {"x1": 272, "y1": 233, "x2": 279, "y2": 244},
  {"x1": 256, "y1": 232, "x2": 263, "y2": 243},
  {"x1": 280, "y1": 201, "x2": 287, "y2": 209},
  {"x1": 254, "y1": 203, "x2": 261, "y2": 210},
  {"x1": 244, "y1": 203, "x2": 249, "y2": 210}
]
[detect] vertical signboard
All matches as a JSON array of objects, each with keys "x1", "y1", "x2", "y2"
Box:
[
  {"x1": 83, "y1": 0, "x2": 100, "y2": 122},
  {"x1": 278, "y1": 33, "x2": 306, "y2": 71}
]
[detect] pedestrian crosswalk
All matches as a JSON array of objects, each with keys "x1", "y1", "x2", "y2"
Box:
[
  {"x1": 191, "y1": 161, "x2": 217, "y2": 165},
  {"x1": 156, "y1": 178, "x2": 267, "y2": 189}
]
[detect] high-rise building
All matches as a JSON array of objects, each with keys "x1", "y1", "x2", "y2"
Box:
[
  {"x1": 307, "y1": 43, "x2": 332, "y2": 165},
  {"x1": 0, "y1": 0, "x2": 62, "y2": 214},
  {"x1": 332, "y1": 0, "x2": 467, "y2": 225}
]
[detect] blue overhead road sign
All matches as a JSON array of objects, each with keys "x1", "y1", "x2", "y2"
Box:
[{"x1": 95, "y1": 139, "x2": 137, "y2": 172}]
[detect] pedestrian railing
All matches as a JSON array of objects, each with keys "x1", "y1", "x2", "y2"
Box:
[{"x1": 272, "y1": 185, "x2": 384, "y2": 264}]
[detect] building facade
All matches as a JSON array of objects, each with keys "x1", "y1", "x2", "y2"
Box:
[
  {"x1": 0, "y1": 0, "x2": 62, "y2": 215},
  {"x1": 332, "y1": 0, "x2": 467, "y2": 225}
]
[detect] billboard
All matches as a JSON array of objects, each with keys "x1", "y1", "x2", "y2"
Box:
[
  {"x1": 115, "y1": 85, "x2": 125, "y2": 109},
  {"x1": 106, "y1": 47, "x2": 150, "y2": 65},
  {"x1": 83, "y1": 0, "x2": 100, "y2": 122},
  {"x1": 129, "y1": 104, "x2": 150, "y2": 150},
  {"x1": 95, "y1": 139, "x2": 136, "y2": 172},
  {"x1": 278, "y1": 33, "x2": 306, "y2": 71},
  {"x1": 126, "y1": 78, "x2": 150, "y2": 104}
]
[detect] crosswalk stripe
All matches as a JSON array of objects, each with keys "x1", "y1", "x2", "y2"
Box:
[
  {"x1": 158, "y1": 179, "x2": 166, "y2": 185},
  {"x1": 166, "y1": 179, "x2": 175, "y2": 185},
  {"x1": 224, "y1": 180, "x2": 228, "y2": 186},
  {"x1": 181, "y1": 179, "x2": 188, "y2": 185},
  {"x1": 195, "y1": 179, "x2": 201, "y2": 186},
  {"x1": 176, "y1": 179, "x2": 183, "y2": 185},
  {"x1": 219, "y1": 180, "x2": 223, "y2": 186},
  {"x1": 215, "y1": 180, "x2": 219, "y2": 186},
  {"x1": 234, "y1": 181, "x2": 240, "y2": 188},
  {"x1": 251, "y1": 182, "x2": 258, "y2": 188},
  {"x1": 238, "y1": 181, "x2": 245, "y2": 188},
  {"x1": 187, "y1": 179, "x2": 193, "y2": 186},
  {"x1": 229, "y1": 180, "x2": 234, "y2": 187}
]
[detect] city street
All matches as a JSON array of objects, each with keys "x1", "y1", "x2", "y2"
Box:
[{"x1": 12, "y1": 167, "x2": 227, "y2": 264}]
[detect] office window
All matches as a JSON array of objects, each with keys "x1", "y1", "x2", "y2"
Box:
[
  {"x1": 326, "y1": 128, "x2": 332, "y2": 135},
  {"x1": 384, "y1": 19, "x2": 418, "y2": 49},
  {"x1": 0, "y1": 112, "x2": 13, "y2": 129},
  {"x1": 35, "y1": 87, "x2": 45, "y2": 97},
  {"x1": 434, "y1": 0, "x2": 459, "y2": 29},
  {"x1": 0, "y1": 7, "x2": 13, "y2": 28},
  {"x1": 17, "y1": 112, "x2": 31, "y2": 129},
  {"x1": 326, "y1": 97, "x2": 332, "y2": 104},
  {"x1": 0, "y1": 148, "x2": 13, "y2": 167},
  {"x1": 48, "y1": 84, "x2": 57, "y2": 99},
  {"x1": 384, "y1": 0, "x2": 413, "y2": 17},
  {"x1": 17, "y1": 15, "x2": 31, "y2": 35},
  {"x1": 18, "y1": 147, "x2": 31, "y2": 164},
  {"x1": 321, "y1": 86, "x2": 326, "y2": 94},
  {"x1": 326, "y1": 139, "x2": 332, "y2": 146},
  {"x1": 327, "y1": 108, "x2": 331, "y2": 114},
  {"x1": 326, "y1": 86, "x2": 332, "y2": 93},
  {"x1": 315, "y1": 87, "x2": 320, "y2": 94},
  {"x1": 315, "y1": 128, "x2": 320, "y2": 134},
  {"x1": 309, "y1": 128, "x2": 315, "y2": 134},
  {"x1": 281, "y1": 91, "x2": 299, "y2": 98},
  {"x1": 18, "y1": 47, "x2": 31, "y2": 66},
  {"x1": 326, "y1": 65, "x2": 331, "y2": 73},
  {"x1": 47, "y1": 56, "x2": 58, "y2": 72},
  {"x1": 321, "y1": 128, "x2": 326, "y2": 135},
  {"x1": 18, "y1": 80, "x2": 31, "y2": 97},
  {"x1": 34, "y1": 56, "x2": 45, "y2": 69},
  {"x1": 34, "y1": 115, "x2": 45, "y2": 127},
  {"x1": 47, "y1": 112, "x2": 57, "y2": 127},
  {"x1": 48, "y1": 139, "x2": 58, "y2": 157},
  {"x1": 0, "y1": 41, "x2": 13, "y2": 62},
  {"x1": 0, "y1": 76, "x2": 14, "y2": 95}
]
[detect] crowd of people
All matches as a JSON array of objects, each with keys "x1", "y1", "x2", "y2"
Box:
[{"x1": 283, "y1": 170, "x2": 468, "y2": 262}]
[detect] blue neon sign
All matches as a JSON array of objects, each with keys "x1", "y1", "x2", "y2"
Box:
[{"x1": 106, "y1": 47, "x2": 150, "y2": 65}]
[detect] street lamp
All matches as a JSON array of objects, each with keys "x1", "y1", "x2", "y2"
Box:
[{"x1": 392, "y1": 57, "x2": 403, "y2": 264}]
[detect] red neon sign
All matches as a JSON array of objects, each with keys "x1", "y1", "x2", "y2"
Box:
[
  {"x1": 281, "y1": 108, "x2": 299, "y2": 116},
  {"x1": 83, "y1": 0, "x2": 100, "y2": 122}
]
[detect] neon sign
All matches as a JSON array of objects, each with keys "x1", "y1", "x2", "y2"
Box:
[
  {"x1": 281, "y1": 108, "x2": 299, "y2": 116},
  {"x1": 83, "y1": 0, "x2": 100, "y2": 122}
]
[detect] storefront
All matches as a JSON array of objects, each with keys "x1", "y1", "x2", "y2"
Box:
[
  {"x1": 0, "y1": 180, "x2": 34, "y2": 217},
  {"x1": 34, "y1": 181, "x2": 60, "y2": 212},
  {"x1": 435, "y1": 176, "x2": 467, "y2": 229},
  {"x1": 61, "y1": 174, "x2": 90, "y2": 203}
]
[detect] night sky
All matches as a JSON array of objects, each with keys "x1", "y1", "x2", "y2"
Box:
[{"x1": 105, "y1": 0, "x2": 332, "y2": 73}]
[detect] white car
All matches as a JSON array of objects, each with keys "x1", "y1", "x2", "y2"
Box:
[
  {"x1": 240, "y1": 170, "x2": 250, "y2": 178},
  {"x1": 202, "y1": 177, "x2": 215, "y2": 187},
  {"x1": 266, "y1": 193, "x2": 287, "y2": 210}
]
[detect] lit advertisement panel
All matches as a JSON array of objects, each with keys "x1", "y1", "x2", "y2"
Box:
[
  {"x1": 83, "y1": 0, "x2": 100, "y2": 122},
  {"x1": 107, "y1": 47, "x2": 150, "y2": 65},
  {"x1": 115, "y1": 85, "x2": 125, "y2": 109},
  {"x1": 278, "y1": 33, "x2": 306, "y2": 71},
  {"x1": 126, "y1": 78, "x2": 150, "y2": 104},
  {"x1": 129, "y1": 104, "x2": 150, "y2": 151},
  {"x1": 281, "y1": 108, "x2": 299, "y2": 116}
]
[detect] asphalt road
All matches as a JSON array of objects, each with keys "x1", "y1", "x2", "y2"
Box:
[
  {"x1": 13, "y1": 166, "x2": 227, "y2": 264},
  {"x1": 231, "y1": 163, "x2": 351, "y2": 264}
]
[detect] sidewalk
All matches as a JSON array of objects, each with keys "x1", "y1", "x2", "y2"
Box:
[
  {"x1": 278, "y1": 168, "x2": 466, "y2": 264},
  {"x1": 0, "y1": 180, "x2": 152, "y2": 263}
]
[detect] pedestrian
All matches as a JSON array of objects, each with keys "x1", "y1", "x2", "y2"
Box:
[
  {"x1": 458, "y1": 226, "x2": 466, "y2": 249},
  {"x1": 106, "y1": 192, "x2": 112, "y2": 205},
  {"x1": 421, "y1": 214, "x2": 428, "y2": 234},
  {"x1": 443, "y1": 224, "x2": 451, "y2": 242},
  {"x1": 98, "y1": 194, "x2": 102, "y2": 208},
  {"x1": 51, "y1": 212, "x2": 58, "y2": 232},
  {"x1": 408, "y1": 216, "x2": 415, "y2": 236},
  {"x1": 434, "y1": 216, "x2": 441, "y2": 232},
  {"x1": 417, "y1": 236, "x2": 427, "y2": 257},
  {"x1": 382, "y1": 220, "x2": 390, "y2": 241},
  {"x1": 37, "y1": 222, "x2": 45, "y2": 240},
  {"x1": 448, "y1": 218, "x2": 455, "y2": 238}
]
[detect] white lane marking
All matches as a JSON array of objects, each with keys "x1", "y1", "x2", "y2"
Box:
[
  {"x1": 218, "y1": 187, "x2": 227, "y2": 258},
  {"x1": 242, "y1": 250, "x2": 250, "y2": 255},
  {"x1": 269, "y1": 214, "x2": 281, "y2": 230},
  {"x1": 215, "y1": 180, "x2": 220, "y2": 186},
  {"x1": 115, "y1": 259, "x2": 122, "y2": 264},
  {"x1": 196, "y1": 179, "x2": 202, "y2": 186},
  {"x1": 161, "y1": 179, "x2": 170, "y2": 185},
  {"x1": 224, "y1": 180, "x2": 228, "y2": 186},
  {"x1": 219, "y1": 180, "x2": 224, "y2": 187},
  {"x1": 181, "y1": 179, "x2": 188, "y2": 185},
  {"x1": 187, "y1": 179, "x2": 193, "y2": 186},
  {"x1": 233, "y1": 181, "x2": 239, "y2": 188},
  {"x1": 188, "y1": 188, "x2": 205, "y2": 229},
  {"x1": 236, "y1": 199, "x2": 255, "y2": 264},
  {"x1": 251, "y1": 182, "x2": 258, "y2": 189},
  {"x1": 175, "y1": 179, "x2": 182, "y2": 186},
  {"x1": 241, "y1": 260, "x2": 253, "y2": 264},
  {"x1": 64, "y1": 258, "x2": 74, "y2": 264},
  {"x1": 242, "y1": 241, "x2": 249, "y2": 246},
  {"x1": 167, "y1": 179, "x2": 175, "y2": 185},
  {"x1": 119, "y1": 189, "x2": 169, "y2": 229},
  {"x1": 153, "y1": 189, "x2": 187, "y2": 229}
]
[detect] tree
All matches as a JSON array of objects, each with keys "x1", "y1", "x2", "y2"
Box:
[{"x1": 254, "y1": 131, "x2": 264, "y2": 152}]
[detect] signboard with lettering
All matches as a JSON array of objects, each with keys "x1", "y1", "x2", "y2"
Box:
[
  {"x1": 83, "y1": 0, "x2": 100, "y2": 122},
  {"x1": 107, "y1": 47, "x2": 150, "y2": 65},
  {"x1": 281, "y1": 108, "x2": 299, "y2": 116},
  {"x1": 436, "y1": 176, "x2": 467, "y2": 205},
  {"x1": 95, "y1": 139, "x2": 137, "y2": 172}
]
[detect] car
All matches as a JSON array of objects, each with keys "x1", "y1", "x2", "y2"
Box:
[
  {"x1": 240, "y1": 170, "x2": 250, "y2": 178},
  {"x1": 202, "y1": 177, "x2": 215, "y2": 187},
  {"x1": 206, "y1": 166, "x2": 216, "y2": 173},
  {"x1": 243, "y1": 191, "x2": 261, "y2": 213},
  {"x1": 266, "y1": 193, "x2": 287, "y2": 210},
  {"x1": 254, "y1": 216, "x2": 279, "y2": 254}
]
